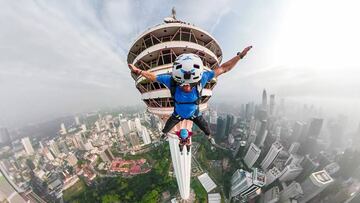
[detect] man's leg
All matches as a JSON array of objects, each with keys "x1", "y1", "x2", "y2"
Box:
[
  {"x1": 186, "y1": 145, "x2": 191, "y2": 155},
  {"x1": 179, "y1": 144, "x2": 184, "y2": 155},
  {"x1": 161, "y1": 114, "x2": 182, "y2": 139},
  {"x1": 191, "y1": 115, "x2": 215, "y2": 144}
]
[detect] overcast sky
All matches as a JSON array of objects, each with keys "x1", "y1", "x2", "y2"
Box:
[{"x1": 1, "y1": 0, "x2": 360, "y2": 127}]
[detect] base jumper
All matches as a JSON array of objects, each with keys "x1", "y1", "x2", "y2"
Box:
[{"x1": 129, "y1": 46, "x2": 252, "y2": 146}]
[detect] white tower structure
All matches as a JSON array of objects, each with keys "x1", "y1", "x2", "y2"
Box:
[
  {"x1": 261, "y1": 141, "x2": 283, "y2": 170},
  {"x1": 127, "y1": 9, "x2": 222, "y2": 200},
  {"x1": 244, "y1": 143, "x2": 261, "y2": 168},
  {"x1": 21, "y1": 137, "x2": 34, "y2": 155}
]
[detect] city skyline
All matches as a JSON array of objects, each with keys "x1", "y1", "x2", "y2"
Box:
[{"x1": 1, "y1": 0, "x2": 360, "y2": 127}]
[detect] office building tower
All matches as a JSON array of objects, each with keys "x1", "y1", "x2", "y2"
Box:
[
  {"x1": 0, "y1": 127, "x2": 11, "y2": 145},
  {"x1": 255, "y1": 120, "x2": 267, "y2": 147},
  {"x1": 291, "y1": 121, "x2": 306, "y2": 142},
  {"x1": 280, "y1": 181, "x2": 303, "y2": 202},
  {"x1": 261, "y1": 141, "x2": 283, "y2": 170},
  {"x1": 99, "y1": 148, "x2": 114, "y2": 163},
  {"x1": 269, "y1": 94, "x2": 275, "y2": 116},
  {"x1": 225, "y1": 115, "x2": 235, "y2": 137},
  {"x1": 209, "y1": 110, "x2": 218, "y2": 125},
  {"x1": 230, "y1": 168, "x2": 266, "y2": 199},
  {"x1": 60, "y1": 123, "x2": 67, "y2": 135},
  {"x1": 67, "y1": 153, "x2": 78, "y2": 167},
  {"x1": 261, "y1": 186, "x2": 280, "y2": 203},
  {"x1": 244, "y1": 143, "x2": 261, "y2": 168},
  {"x1": 216, "y1": 117, "x2": 226, "y2": 139},
  {"x1": 0, "y1": 170, "x2": 26, "y2": 203},
  {"x1": 134, "y1": 118, "x2": 142, "y2": 132},
  {"x1": 324, "y1": 162, "x2": 340, "y2": 175},
  {"x1": 49, "y1": 140, "x2": 60, "y2": 157},
  {"x1": 285, "y1": 154, "x2": 304, "y2": 166},
  {"x1": 75, "y1": 116, "x2": 80, "y2": 125},
  {"x1": 140, "y1": 126, "x2": 151, "y2": 145},
  {"x1": 288, "y1": 142, "x2": 300, "y2": 154},
  {"x1": 120, "y1": 119, "x2": 131, "y2": 135},
  {"x1": 298, "y1": 170, "x2": 333, "y2": 203},
  {"x1": 306, "y1": 118, "x2": 324, "y2": 139},
  {"x1": 296, "y1": 155, "x2": 319, "y2": 182},
  {"x1": 279, "y1": 163, "x2": 303, "y2": 182},
  {"x1": 21, "y1": 137, "x2": 34, "y2": 155},
  {"x1": 265, "y1": 167, "x2": 281, "y2": 186},
  {"x1": 128, "y1": 133, "x2": 140, "y2": 148},
  {"x1": 262, "y1": 89, "x2": 267, "y2": 110},
  {"x1": 95, "y1": 121, "x2": 101, "y2": 132}
]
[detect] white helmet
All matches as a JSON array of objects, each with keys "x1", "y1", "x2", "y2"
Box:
[{"x1": 172, "y1": 53, "x2": 204, "y2": 84}]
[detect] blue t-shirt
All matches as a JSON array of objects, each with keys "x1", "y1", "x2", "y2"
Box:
[{"x1": 156, "y1": 70, "x2": 215, "y2": 119}]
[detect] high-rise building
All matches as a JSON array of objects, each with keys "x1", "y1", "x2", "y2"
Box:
[
  {"x1": 216, "y1": 117, "x2": 226, "y2": 139},
  {"x1": 49, "y1": 140, "x2": 60, "y2": 157},
  {"x1": 134, "y1": 118, "x2": 142, "y2": 132},
  {"x1": 120, "y1": 119, "x2": 131, "y2": 135},
  {"x1": 75, "y1": 116, "x2": 80, "y2": 125},
  {"x1": 21, "y1": 137, "x2": 34, "y2": 155},
  {"x1": 296, "y1": 155, "x2": 319, "y2": 182},
  {"x1": 67, "y1": 153, "x2": 78, "y2": 167},
  {"x1": 324, "y1": 162, "x2": 340, "y2": 175},
  {"x1": 0, "y1": 170, "x2": 26, "y2": 203},
  {"x1": 255, "y1": 120, "x2": 267, "y2": 147},
  {"x1": 225, "y1": 115, "x2": 235, "y2": 137},
  {"x1": 60, "y1": 123, "x2": 67, "y2": 135},
  {"x1": 245, "y1": 102, "x2": 255, "y2": 120},
  {"x1": 230, "y1": 168, "x2": 266, "y2": 200},
  {"x1": 95, "y1": 121, "x2": 101, "y2": 132},
  {"x1": 244, "y1": 143, "x2": 261, "y2": 168},
  {"x1": 291, "y1": 121, "x2": 305, "y2": 142},
  {"x1": 265, "y1": 167, "x2": 281, "y2": 186},
  {"x1": 261, "y1": 141, "x2": 283, "y2": 170},
  {"x1": 288, "y1": 142, "x2": 300, "y2": 154},
  {"x1": 128, "y1": 132, "x2": 140, "y2": 148},
  {"x1": 306, "y1": 118, "x2": 324, "y2": 139},
  {"x1": 279, "y1": 163, "x2": 303, "y2": 182},
  {"x1": 44, "y1": 147, "x2": 55, "y2": 161},
  {"x1": 262, "y1": 89, "x2": 267, "y2": 110},
  {"x1": 261, "y1": 186, "x2": 279, "y2": 203},
  {"x1": 0, "y1": 127, "x2": 11, "y2": 145},
  {"x1": 269, "y1": 94, "x2": 275, "y2": 116},
  {"x1": 298, "y1": 170, "x2": 333, "y2": 203},
  {"x1": 209, "y1": 110, "x2": 218, "y2": 125},
  {"x1": 285, "y1": 154, "x2": 304, "y2": 166},
  {"x1": 99, "y1": 148, "x2": 114, "y2": 163},
  {"x1": 81, "y1": 124, "x2": 87, "y2": 132},
  {"x1": 140, "y1": 126, "x2": 151, "y2": 145},
  {"x1": 280, "y1": 181, "x2": 303, "y2": 202}
]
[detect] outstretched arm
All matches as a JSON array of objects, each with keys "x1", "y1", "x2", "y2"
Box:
[
  {"x1": 214, "y1": 46, "x2": 252, "y2": 77},
  {"x1": 128, "y1": 64, "x2": 157, "y2": 82}
]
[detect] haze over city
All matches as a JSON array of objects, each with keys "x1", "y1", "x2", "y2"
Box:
[{"x1": 1, "y1": 0, "x2": 360, "y2": 127}]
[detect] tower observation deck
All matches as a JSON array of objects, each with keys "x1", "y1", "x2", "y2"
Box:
[{"x1": 127, "y1": 10, "x2": 223, "y2": 200}]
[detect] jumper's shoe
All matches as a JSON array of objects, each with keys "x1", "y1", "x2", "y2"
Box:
[
  {"x1": 181, "y1": 151, "x2": 183, "y2": 155},
  {"x1": 187, "y1": 151, "x2": 190, "y2": 155},
  {"x1": 207, "y1": 136, "x2": 216, "y2": 145}
]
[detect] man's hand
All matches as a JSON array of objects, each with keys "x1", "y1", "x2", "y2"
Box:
[
  {"x1": 237, "y1": 46, "x2": 253, "y2": 59},
  {"x1": 128, "y1": 64, "x2": 141, "y2": 75}
]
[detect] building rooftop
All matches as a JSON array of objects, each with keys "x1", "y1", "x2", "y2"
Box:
[
  {"x1": 197, "y1": 173, "x2": 217, "y2": 193},
  {"x1": 208, "y1": 193, "x2": 221, "y2": 203}
]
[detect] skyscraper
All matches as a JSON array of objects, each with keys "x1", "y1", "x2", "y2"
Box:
[
  {"x1": 244, "y1": 143, "x2": 261, "y2": 168},
  {"x1": 291, "y1": 121, "x2": 306, "y2": 142},
  {"x1": 209, "y1": 110, "x2": 218, "y2": 125},
  {"x1": 230, "y1": 168, "x2": 266, "y2": 200},
  {"x1": 269, "y1": 94, "x2": 275, "y2": 116},
  {"x1": 0, "y1": 127, "x2": 11, "y2": 145},
  {"x1": 74, "y1": 116, "x2": 80, "y2": 125},
  {"x1": 60, "y1": 123, "x2": 67, "y2": 135},
  {"x1": 265, "y1": 167, "x2": 281, "y2": 186},
  {"x1": 99, "y1": 147, "x2": 114, "y2": 163},
  {"x1": 261, "y1": 186, "x2": 280, "y2": 203},
  {"x1": 306, "y1": 118, "x2": 324, "y2": 139},
  {"x1": 298, "y1": 170, "x2": 333, "y2": 203},
  {"x1": 0, "y1": 170, "x2": 26, "y2": 203},
  {"x1": 261, "y1": 141, "x2": 283, "y2": 170},
  {"x1": 49, "y1": 140, "x2": 60, "y2": 157},
  {"x1": 21, "y1": 137, "x2": 34, "y2": 155},
  {"x1": 216, "y1": 117, "x2": 226, "y2": 139},
  {"x1": 296, "y1": 155, "x2": 319, "y2": 182},
  {"x1": 224, "y1": 115, "x2": 235, "y2": 137},
  {"x1": 279, "y1": 163, "x2": 303, "y2": 182},
  {"x1": 280, "y1": 181, "x2": 303, "y2": 202},
  {"x1": 262, "y1": 89, "x2": 267, "y2": 110},
  {"x1": 255, "y1": 120, "x2": 267, "y2": 147},
  {"x1": 288, "y1": 142, "x2": 300, "y2": 154},
  {"x1": 140, "y1": 126, "x2": 151, "y2": 145}
]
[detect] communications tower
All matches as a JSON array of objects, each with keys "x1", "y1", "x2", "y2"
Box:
[{"x1": 127, "y1": 9, "x2": 222, "y2": 200}]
